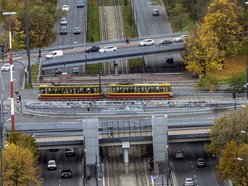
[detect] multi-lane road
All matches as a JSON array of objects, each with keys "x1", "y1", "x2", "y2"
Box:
[{"x1": 53, "y1": 0, "x2": 87, "y2": 46}]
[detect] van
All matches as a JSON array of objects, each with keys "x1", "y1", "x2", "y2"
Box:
[{"x1": 45, "y1": 50, "x2": 63, "y2": 60}]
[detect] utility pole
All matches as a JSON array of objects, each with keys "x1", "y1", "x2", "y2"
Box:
[{"x1": 3, "y1": 11, "x2": 16, "y2": 131}]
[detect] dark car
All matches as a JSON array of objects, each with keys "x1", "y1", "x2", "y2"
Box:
[
  {"x1": 60, "y1": 27, "x2": 67, "y2": 35},
  {"x1": 152, "y1": 9, "x2": 160, "y2": 16},
  {"x1": 60, "y1": 168, "x2": 72, "y2": 178},
  {"x1": 66, "y1": 148, "x2": 76, "y2": 157},
  {"x1": 157, "y1": 39, "x2": 173, "y2": 46},
  {"x1": 77, "y1": 0, "x2": 84, "y2": 8},
  {"x1": 85, "y1": 46, "x2": 100, "y2": 53},
  {"x1": 55, "y1": 68, "x2": 63, "y2": 75}
]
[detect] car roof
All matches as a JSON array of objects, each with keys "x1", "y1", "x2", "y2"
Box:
[
  {"x1": 185, "y1": 177, "x2": 193, "y2": 181},
  {"x1": 48, "y1": 160, "x2": 56, "y2": 162}
]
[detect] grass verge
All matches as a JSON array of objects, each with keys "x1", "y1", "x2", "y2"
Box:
[
  {"x1": 87, "y1": 0, "x2": 100, "y2": 42},
  {"x1": 31, "y1": 63, "x2": 39, "y2": 83}
]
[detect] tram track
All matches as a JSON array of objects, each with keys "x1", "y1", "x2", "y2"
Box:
[{"x1": 99, "y1": 0, "x2": 128, "y2": 74}]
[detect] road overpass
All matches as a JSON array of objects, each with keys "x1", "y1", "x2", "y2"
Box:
[
  {"x1": 41, "y1": 43, "x2": 185, "y2": 71},
  {"x1": 36, "y1": 126, "x2": 210, "y2": 150}
]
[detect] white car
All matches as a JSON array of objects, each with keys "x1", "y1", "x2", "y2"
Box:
[
  {"x1": 99, "y1": 46, "x2": 117, "y2": 53},
  {"x1": 45, "y1": 50, "x2": 63, "y2": 60},
  {"x1": 1, "y1": 63, "x2": 13, "y2": 72},
  {"x1": 62, "y1": 5, "x2": 69, "y2": 11},
  {"x1": 47, "y1": 160, "x2": 56, "y2": 170},
  {"x1": 184, "y1": 177, "x2": 194, "y2": 186},
  {"x1": 139, "y1": 39, "x2": 155, "y2": 46},
  {"x1": 173, "y1": 35, "x2": 189, "y2": 42},
  {"x1": 60, "y1": 18, "x2": 68, "y2": 25}
]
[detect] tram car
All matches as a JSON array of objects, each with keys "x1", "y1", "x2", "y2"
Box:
[
  {"x1": 106, "y1": 83, "x2": 173, "y2": 99},
  {"x1": 38, "y1": 83, "x2": 173, "y2": 100}
]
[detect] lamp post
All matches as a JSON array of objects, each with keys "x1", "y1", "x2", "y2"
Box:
[{"x1": 2, "y1": 12, "x2": 16, "y2": 131}]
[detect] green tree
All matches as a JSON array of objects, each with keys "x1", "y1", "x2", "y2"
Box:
[
  {"x1": 226, "y1": 72, "x2": 246, "y2": 93},
  {"x1": 2, "y1": 144, "x2": 40, "y2": 186},
  {"x1": 207, "y1": 108, "x2": 248, "y2": 155},
  {"x1": 169, "y1": 2, "x2": 190, "y2": 31},
  {"x1": 196, "y1": 75, "x2": 219, "y2": 92}
]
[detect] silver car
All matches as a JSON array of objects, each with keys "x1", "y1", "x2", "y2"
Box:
[{"x1": 184, "y1": 177, "x2": 194, "y2": 186}]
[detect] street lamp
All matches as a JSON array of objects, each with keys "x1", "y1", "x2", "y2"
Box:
[{"x1": 2, "y1": 11, "x2": 16, "y2": 131}]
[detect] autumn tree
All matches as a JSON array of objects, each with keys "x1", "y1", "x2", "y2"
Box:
[
  {"x1": 184, "y1": 24, "x2": 224, "y2": 76},
  {"x1": 7, "y1": 132, "x2": 39, "y2": 158},
  {"x1": 184, "y1": 0, "x2": 244, "y2": 76},
  {"x1": 218, "y1": 142, "x2": 248, "y2": 186},
  {"x1": 0, "y1": 0, "x2": 63, "y2": 49},
  {"x1": 207, "y1": 108, "x2": 248, "y2": 185},
  {"x1": 203, "y1": 0, "x2": 244, "y2": 56},
  {"x1": 2, "y1": 144, "x2": 40, "y2": 186}
]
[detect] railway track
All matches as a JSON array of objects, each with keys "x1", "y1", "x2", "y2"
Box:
[
  {"x1": 99, "y1": 0, "x2": 128, "y2": 74},
  {"x1": 104, "y1": 146, "x2": 150, "y2": 186}
]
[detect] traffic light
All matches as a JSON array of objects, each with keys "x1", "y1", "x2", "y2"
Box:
[{"x1": 233, "y1": 92, "x2": 236, "y2": 99}]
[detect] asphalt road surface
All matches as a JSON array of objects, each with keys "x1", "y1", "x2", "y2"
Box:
[{"x1": 133, "y1": 0, "x2": 182, "y2": 70}]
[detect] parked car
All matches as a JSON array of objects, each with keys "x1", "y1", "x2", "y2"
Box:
[
  {"x1": 1, "y1": 63, "x2": 13, "y2": 72},
  {"x1": 184, "y1": 177, "x2": 194, "y2": 186},
  {"x1": 157, "y1": 39, "x2": 173, "y2": 46},
  {"x1": 173, "y1": 35, "x2": 189, "y2": 42},
  {"x1": 60, "y1": 168, "x2": 72, "y2": 178},
  {"x1": 66, "y1": 148, "x2": 76, "y2": 157},
  {"x1": 196, "y1": 158, "x2": 206, "y2": 167},
  {"x1": 139, "y1": 39, "x2": 155, "y2": 46},
  {"x1": 60, "y1": 18, "x2": 68, "y2": 25},
  {"x1": 99, "y1": 46, "x2": 117, "y2": 53},
  {"x1": 45, "y1": 50, "x2": 63, "y2": 60},
  {"x1": 60, "y1": 27, "x2": 67, "y2": 35},
  {"x1": 62, "y1": 5, "x2": 69, "y2": 11},
  {"x1": 85, "y1": 46, "x2": 100, "y2": 53},
  {"x1": 47, "y1": 160, "x2": 56, "y2": 170},
  {"x1": 152, "y1": 9, "x2": 160, "y2": 16},
  {"x1": 73, "y1": 27, "x2": 81, "y2": 34},
  {"x1": 175, "y1": 150, "x2": 184, "y2": 159},
  {"x1": 77, "y1": 0, "x2": 84, "y2": 8}
]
